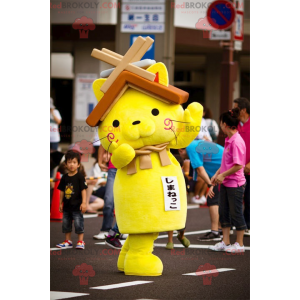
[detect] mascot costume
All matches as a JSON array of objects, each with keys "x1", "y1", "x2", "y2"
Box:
[{"x1": 86, "y1": 36, "x2": 203, "y2": 276}]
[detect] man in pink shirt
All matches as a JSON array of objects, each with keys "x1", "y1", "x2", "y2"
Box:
[{"x1": 234, "y1": 98, "x2": 250, "y2": 235}]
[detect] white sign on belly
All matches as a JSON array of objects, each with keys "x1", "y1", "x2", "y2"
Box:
[{"x1": 161, "y1": 176, "x2": 180, "y2": 211}]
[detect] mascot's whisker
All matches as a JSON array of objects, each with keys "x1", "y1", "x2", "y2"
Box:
[
  {"x1": 170, "y1": 127, "x2": 177, "y2": 145},
  {"x1": 169, "y1": 119, "x2": 190, "y2": 123}
]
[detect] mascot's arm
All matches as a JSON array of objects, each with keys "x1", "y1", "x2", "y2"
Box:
[
  {"x1": 109, "y1": 142, "x2": 136, "y2": 169},
  {"x1": 170, "y1": 102, "x2": 203, "y2": 149}
]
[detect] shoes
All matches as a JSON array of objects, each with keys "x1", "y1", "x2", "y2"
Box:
[
  {"x1": 119, "y1": 233, "x2": 128, "y2": 240},
  {"x1": 105, "y1": 235, "x2": 122, "y2": 249},
  {"x1": 208, "y1": 241, "x2": 231, "y2": 252},
  {"x1": 177, "y1": 234, "x2": 190, "y2": 248},
  {"x1": 56, "y1": 240, "x2": 73, "y2": 248},
  {"x1": 199, "y1": 195, "x2": 207, "y2": 205},
  {"x1": 93, "y1": 231, "x2": 108, "y2": 240},
  {"x1": 165, "y1": 242, "x2": 174, "y2": 250},
  {"x1": 191, "y1": 195, "x2": 207, "y2": 204},
  {"x1": 191, "y1": 195, "x2": 201, "y2": 204},
  {"x1": 225, "y1": 242, "x2": 245, "y2": 253},
  {"x1": 76, "y1": 241, "x2": 85, "y2": 250},
  {"x1": 198, "y1": 231, "x2": 221, "y2": 242},
  {"x1": 244, "y1": 229, "x2": 250, "y2": 236}
]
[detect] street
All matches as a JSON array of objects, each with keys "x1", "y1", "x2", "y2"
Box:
[{"x1": 50, "y1": 205, "x2": 250, "y2": 300}]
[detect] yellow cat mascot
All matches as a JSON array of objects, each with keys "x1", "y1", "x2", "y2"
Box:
[{"x1": 87, "y1": 51, "x2": 202, "y2": 276}]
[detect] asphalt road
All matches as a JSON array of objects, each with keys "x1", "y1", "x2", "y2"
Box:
[{"x1": 50, "y1": 206, "x2": 250, "y2": 300}]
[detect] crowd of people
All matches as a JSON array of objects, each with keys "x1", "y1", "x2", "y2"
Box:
[{"x1": 51, "y1": 97, "x2": 250, "y2": 254}]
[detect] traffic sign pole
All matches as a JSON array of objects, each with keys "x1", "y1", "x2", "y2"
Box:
[{"x1": 217, "y1": 0, "x2": 238, "y2": 146}]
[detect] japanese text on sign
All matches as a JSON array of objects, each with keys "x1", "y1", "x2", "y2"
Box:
[{"x1": 161, "y1": 176, "x2": 180, "y2": 211}]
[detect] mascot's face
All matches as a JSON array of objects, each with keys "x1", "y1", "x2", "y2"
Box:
[{"x1": 94, "y1": 63, "x2": 186, "y2": 151}]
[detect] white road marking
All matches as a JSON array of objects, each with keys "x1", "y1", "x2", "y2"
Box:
[
  {"x1": 153, "y1": 243, "x2": 250, "y2": 250},
  {"x1": 95, "y1": 240, "x2": 249, "y2": 250},
  {"x1": 187, "y1": 204, "x2": 201, "y2": 209},
  {"x1": 50, "y1": 291, "x2": 89, "y2": 300},
  {"x1": 83, "y1": 214, "x2": 99, "y2": 219},
  {"x1": 50, "y1": 247, "x2": 71, "y2": 251},
  {"x1": 157, "y1": 230, "x2": 211, "y2": 239},
  {"x1": 90, "y1": 280, "x2": 153, "y2": 290},
  {"x1": 183, "y1": 268, "x2": 235, "y2": 276}
]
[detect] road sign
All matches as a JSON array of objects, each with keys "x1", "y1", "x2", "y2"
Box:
[
  {"x1": 121, "y1": 1, "x2": 165, "y2": 33},
  {"x1": 130, "y1": 34, "x2": 155, "y2": 59},
  {"x1": 209, "y1": 30, "x2": 231, "y2": 40},
  {"x1": 234, "y1": 11, "x2": 244, "y2": 41},
  {"x1": 122, "y1": 13, "x2": 165, "y2": 23},
  {"x1": 206, "y1": 0, "x2": 236, "y2": 30},
  {"x1": 234, "y1": 40, "x2": 242, "y2": 51}
]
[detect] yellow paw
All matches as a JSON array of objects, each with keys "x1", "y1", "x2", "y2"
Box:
[
  {"x1": 124, "y1": 253, "x2": 163, "y2": 276},
  {"x1": 110, "y1": 143, "x2": 135, "y2": 169}
]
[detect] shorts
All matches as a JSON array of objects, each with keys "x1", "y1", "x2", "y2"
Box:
[
  {"x1": 62, "y1": 211, "x2": 84, "y2": 234},
  {"x1": 89, "y1": 195, "x2": 98, "y2": 203},
  {"x1": 219, "y1": 183, "x2": 247, "y2": 231},
  {"x1": 207, "y1": 184, "x2": 220, "y2": 207}
]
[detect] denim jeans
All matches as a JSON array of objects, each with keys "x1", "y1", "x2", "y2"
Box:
[
  {"x1": 62, "y1": 211, "x2": 84, "y2": 234},
  {"x1": 244, "y1": 175, "x2": 250, "y2": 229},
  {"x1": 112, "y1": 223, "x2": 120, "y2": 234},
  {"x1": 101, "y1": 168, "x2": 117, "y2": 231},
  {"x1": 219, "y1": 183, "x2": 247, "y2": 231}
]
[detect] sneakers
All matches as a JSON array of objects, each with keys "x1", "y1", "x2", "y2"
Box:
[
  {"x1": 225, "y1": 242, "x2": 245, "y2": 253},
  {"x1": 208, "y1": 241, "x2": 231, "y2": 252},
  {"x1": 56, "y1": 240, "x2": 73, "y2": 248},
  {"x1": 105, "y1": 235, "x2": 122, "y2": 249},
  {"x1": 93, "y1": 231, "x2": 108, "y2": 240},
  {"x1": 119, "y1": 233, "x2": 128, "y2": 240},
  {"x1": 198, "y1": 231, "x2": 221, "y2": 242},
  {"x1": 244, "y1": 229, "x2": 250, "y2": 236},
  {"x1": 191, "y1": 195, "x2": 207, "y2": 205},
  {"x1": 76, "y1": 241, "x2": 85, "y2": 250}
]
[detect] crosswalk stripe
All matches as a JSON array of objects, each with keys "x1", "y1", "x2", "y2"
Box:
[
  {"x1": 183, "y1": 268, "x2": 235, "y2": 276},
  {"x1": 153, "y1": 243, "x2": 250, "y2": 250},
  {"x1": 156, "y1": 229, "x2": 211, "y2": 239},
  {"x1": 50, "y1": 247, "x2": 70, "y2": 251},
  {"x1": 90, "y1": 280, "x2": 153, "y2": 290},
  {"x1": 50, "y1": 291, "x2": 89, "y2": 299}
]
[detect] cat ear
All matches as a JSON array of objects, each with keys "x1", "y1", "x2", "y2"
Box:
[
  {"x1": 92, "y1": 78, "x2": 106, "y2": 102},
  {"x1": 146, "y1": 62, "x2": 169, "y2": 87}
]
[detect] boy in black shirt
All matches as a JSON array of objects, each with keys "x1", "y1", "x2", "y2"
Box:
[{"x1": 56, "y1": 150, "x2": 88, "y2": 249}]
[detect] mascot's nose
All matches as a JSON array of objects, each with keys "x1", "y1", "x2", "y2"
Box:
[{"x1": 132, "y1": 120, "x2": 141, "y2": 125}]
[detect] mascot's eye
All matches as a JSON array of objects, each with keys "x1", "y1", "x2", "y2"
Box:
[
  {"x1": 152, "y1": 108, "x2": 159, "y2": 116},
  {"x1": 113, "y1": 120, "x2": 120, "y2": 127}
]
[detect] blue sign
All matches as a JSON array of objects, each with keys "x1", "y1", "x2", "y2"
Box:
[{"x1": 130, "y1": 34, "x2": 155, "y2": 60}]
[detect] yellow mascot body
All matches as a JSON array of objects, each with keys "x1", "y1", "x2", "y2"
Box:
[{"x1": 87, "y1": 42, "x2": 203, "y2": 276}]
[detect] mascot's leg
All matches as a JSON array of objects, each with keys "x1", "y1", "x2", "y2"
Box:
[
  {"x1": 117, "y1": 237, "x2": 130, "y2": 272},
  {"x1": 124, "y1": 232, "x2": 163, "y2": 276}
]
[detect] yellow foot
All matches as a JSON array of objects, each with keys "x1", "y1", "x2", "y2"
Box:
[
  {"x1": 124, "y1": 253, "x2": 163, "y2": 276},
  {"x1": 117, "y1": 237, "x2": 129, "y2": 272}
]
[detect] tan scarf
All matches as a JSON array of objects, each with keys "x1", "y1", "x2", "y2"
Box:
[{"x1": 127, "y1": 142, "x2": 171, "y2": 175}]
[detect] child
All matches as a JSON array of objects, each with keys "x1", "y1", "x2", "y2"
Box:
[
  {"x1": 56, "y1": 150, "x2": 88, "y2": 250},
  {"x1": 165, "y1": 155, "x2": 190, "y2": 250},
  {"x1": 209, "y1": 108, "x2": 247, "y2": 253}
]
